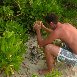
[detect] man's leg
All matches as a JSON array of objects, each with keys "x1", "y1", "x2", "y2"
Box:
[{"x1": 39, "y1": 44, "x2": 60, "y2": 74}]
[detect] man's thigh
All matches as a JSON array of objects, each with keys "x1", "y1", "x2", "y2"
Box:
[{"x1": 45, "y1": 44, "x2": 60, "y2": 57}]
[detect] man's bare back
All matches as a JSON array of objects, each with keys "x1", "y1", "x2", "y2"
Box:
[{"x1": 57, "y1": 23, "x2": 77, "y2": 54}]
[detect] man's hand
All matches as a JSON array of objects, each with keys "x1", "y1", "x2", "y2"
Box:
[
  {"x1": 41, "y1": 23, "x2": 45, "y2": 29},
  {"x1": 33, "y1": 23, "x2": 41, "y2": 30},
  {"x1": 33, "y1": 21, "x2": 42, "y2": 30}
]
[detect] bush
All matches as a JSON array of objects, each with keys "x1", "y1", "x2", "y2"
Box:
[
  {"x1": 57, "y1": 0, "x2": 77, "y2": 26},
  {"x1": 1, "y1": 0, "x2": 77, "y2": 31},
  {"x1": 0, "y1": 1, "x2": 28, "y2": 76},
  {"x1": 0, "y1": 5, "x2": 14, "y2": 20},
  {"x1": 5, "y1": 20, "x2": 28, "y2": 41},
  {"x1": 45, "y1": 69, "x2": 62, "y2": 77},
  {"x1": 32, "y1": 69, "x2": 62, "y2": 77},
  {"x1": 0, "y1": 31, "x2": 26, "y2": 76},
  {"x1": 15, "y1": 0, "x2": 63, "y2": 31}
]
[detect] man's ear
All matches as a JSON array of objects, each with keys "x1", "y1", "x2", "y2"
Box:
[{"x1": 50, "y1": 22, "x2": 53, "y2": 26}]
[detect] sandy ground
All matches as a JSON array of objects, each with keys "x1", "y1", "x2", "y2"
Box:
[{"x1": 1, "y1": 35, "x2": 77, "y2": 77}]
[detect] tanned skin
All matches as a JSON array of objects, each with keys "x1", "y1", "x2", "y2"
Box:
[{"x1": 33, "y1": 21, "x2": 77, "y2": 74}]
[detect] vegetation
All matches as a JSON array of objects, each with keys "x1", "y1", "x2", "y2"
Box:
[
  {"x1": 0, "y1": 31, "x2": 26, "y2": 76},
  {"x1": 32, "y1": 69, "x2": 62, "y2": 77},
  {"x1": 45, "y1": 69, "x2": 62, "y2": 77},
  {"x1": 0, "y1": 0, "x2": 77, "y2": 76}
]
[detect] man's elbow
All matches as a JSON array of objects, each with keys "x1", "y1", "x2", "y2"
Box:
[
  {"x1": 39, "y1": 44, "x2": 43, "y2": 47},
  {"x1": 38, "y1": 42, "x2": 43, "y2": 47}
]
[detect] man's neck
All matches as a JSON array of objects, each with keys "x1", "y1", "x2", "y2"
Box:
[
  {"x1": 57, "y1": 22, "x2": 62, "y2": 27},
  {"x1": 52, "y1": 22, "x2": 62, "y2": 30}
]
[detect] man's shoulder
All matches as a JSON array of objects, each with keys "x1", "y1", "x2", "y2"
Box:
[{"x1": 63, "y1": 23, "x2": 72, "y2": 26}]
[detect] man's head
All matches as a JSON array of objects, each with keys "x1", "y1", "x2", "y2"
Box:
[{"x1": 45, "y1": 13, "x2": 58, "y2": 30}]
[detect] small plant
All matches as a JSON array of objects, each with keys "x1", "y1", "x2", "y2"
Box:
[
  {"x1": 32, "y1": 69, "x2": 62, "y2": 77},
  {"x1": 45, "y1": 69, "x2": 62, "y2": 77},
  {"x1": 32, "y1": 74, "x2": 38, "y2": 77}
]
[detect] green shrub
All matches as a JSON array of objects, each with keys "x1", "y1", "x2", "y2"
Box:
[
  {"x1": 32, "y1": 74, "x2": 38, "y2": 77},
  {"x1": 0, "y1": 18, "x2": 6, "y2": 35},
  {"x1": 57, "y1": 0, "x2": 77, "y2": 26},
  {"x1": 0, "y1": 31, "x2": 26, "y2": 76},
  {"x1": 0, "y1": 6, "x2": 14, "y2": 20},
  {"x1": 0, "y1": 19, "x2": 28, "y2": 42},
  {"x1": 45, "y1": 69, "x2": 62, "y2": 77},
  {"x1": 5, "y1": 20, "x2": 28, "y2": 42},
  {"x1": 19, "y1": 0, "x2": 63, "y2": 31},
  {"x1": 32, "y1": 69, "x2": 62, "y2": 77},
  {"x1": 0, "y1": 1, "x2": 28, "y2": 76},
  {"x1": 2, "y1": 0, "x2": 77, "y2": 31}
]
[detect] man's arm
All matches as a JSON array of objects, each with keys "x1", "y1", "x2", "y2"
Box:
[
  {"x1": 36, "y1": 29, "x2": 59, "y2": 47},
  {"x1": 33, "y1": 21, "x2": 60, "y2": 47},
  {"x1": 41, "y1": 24, "x2": 53, "y2": 33},
  {"x1": 36, "y1": 29, "x2": 43, "y2": 47}
]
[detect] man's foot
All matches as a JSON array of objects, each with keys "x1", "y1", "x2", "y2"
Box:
[{"x1": 38, "y1": 69, "x2": 51, "y2": 75}]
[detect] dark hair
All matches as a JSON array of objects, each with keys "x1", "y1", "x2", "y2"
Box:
[{"x1": 45, "y1": 13, "x2": 58, "y2": 24}]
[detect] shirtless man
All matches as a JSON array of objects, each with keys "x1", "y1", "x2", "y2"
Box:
[{"x1": 33, "y1": 13, "x2": 77, "y2": 74}]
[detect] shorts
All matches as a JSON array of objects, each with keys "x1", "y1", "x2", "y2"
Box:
[{"x1": 57, "y1": 48, "x2": 77, "y2": 66}]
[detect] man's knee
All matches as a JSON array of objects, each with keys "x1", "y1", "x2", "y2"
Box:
[
  {"x1": 44, "y1": 44, "x2": 54, "y2": 55},
  {"x1": 45, "y1": 44, "x2": 53, "y2": 51},
  {"x1": 44, "y1": 44, "x2": 60, "y2": 56}
]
